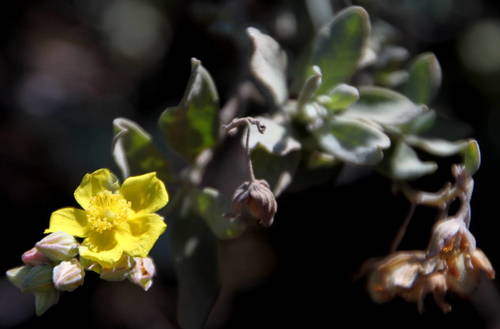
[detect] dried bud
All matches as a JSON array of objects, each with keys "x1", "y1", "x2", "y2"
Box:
[
  {"x1": 427, "y1": 218, "x2": 476, "y2": 257},
  {"x1": 470, "y1": 249, "x2": 495, "y2": 279},
  {"x1": 22, "y1": 247, "x2": 51, "y2": 266},
  {"x1": 128, "y1": 257, "x2": 156, "y2": 291},
  {"x1": 36, "y1": 232, "x2": 79, "y2": 262},
  {"x1": 367, "y1": 251, "x2": 425, "y2": 304},
  {"x1": 232, "y1": 179, "x2": 277, "y2": 227},
  {"x1": 52, "y1": 259, "x2": 85, "y2": 292},
  {"x1": 100, "y1": 255, "x2": 135, "y2": 282},
  {"x1": 19, "y1": 265, "x2": 54, "y2": 293},
  {"x1": 34, "y1": 288, "x2": 60, "y2": 316}
]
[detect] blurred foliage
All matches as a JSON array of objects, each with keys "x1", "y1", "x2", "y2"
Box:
[{"x1": 2, "y1": 1, "x2": 500, "y2": 329}]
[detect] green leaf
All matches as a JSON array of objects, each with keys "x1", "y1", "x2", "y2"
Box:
[
  {"x1": 404, "y1": 52, "x2": 442, "y2": 104},
  {"x1": 247, "y1": 27, "x2": 288, "y2": 106},
  {"x1": 462, "y1": 139, "x2": 480, "y2": 175},
  {"x1": 112, "y1": 118, "x2": 173, "y2": 184},
  {"x1": 168, "y1": 192, "x2": 220, "y2": 329},
  {"x1": 399, "y1": 110, "x2": 436, "y2": 135},
  {"x1": 297, "y1": 66, "x2": 322, "y2": 109},
  {"x1": 159, "y1": 58, "x2": 220, "y2": 163},
  {"x1": 246, "y1": 117, "x2": 301, "y2": 196},
  {"x1": 247, "y1": 117, "x2": 301, "y2": 156},
  {"x1": 35, "y1": 289, "x2": 59, "y2": 316},
  {"x1": 193, "y1": 188, "x2": 247, "y2": 239},
  {"x1": 317, "y1": 117, "x2": 391, "y2": 165},
  {"x1": 310, "y1": 6, "x2": 370, "y2": 94},
  {"x1": 317, "y1": 83, "x2": 359, "y2": 112},
  {"x1": 379, "y1": 141, "x2": 437, "y2": 180},
  {"x1": 404, "y1": 135, "x2": 466, "y2": 156},
  {"x1": 341, "y1": 86, "x2": 426, "y2": 126}
]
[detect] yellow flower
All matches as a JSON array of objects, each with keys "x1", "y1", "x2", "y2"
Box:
[{"x1": 45, "y1": 169, "x2": 168, "y2": 268}]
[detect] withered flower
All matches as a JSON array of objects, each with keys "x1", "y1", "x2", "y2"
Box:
[{"x1": 232, "y1": 179, "x2": 277, "y2": 227}]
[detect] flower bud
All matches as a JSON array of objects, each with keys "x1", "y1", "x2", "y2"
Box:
[
  {"x1": 52, "y1": 259, "x2": 84, "y2": 292},
  {"x1": 6, "y1": 265, "x2": 32, "y2": 290},
  {"x1": 20, "y1": 265, "x2": 54, "y2": 293},
  {"x1": 35, "y1": 232, "x2": 79, "y2": 262},
  {"x1": 232, "y1": 179, "x2": 277, "y2": 227},
  {"x1": 34, "y1": 288, "x2": 60, "y2": 316},
  {"x1": 100, "y1": 255, "x2": 135, "y2": 281},
  {"x1": 128, "y1": 257, "x2": 156, "y2": 291},
  {"x1": 22, "y1": 247, "x2": 51, "y2": 266}
]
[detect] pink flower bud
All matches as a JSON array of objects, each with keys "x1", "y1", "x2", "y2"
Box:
[{"x1": 22, "y1": 247, "x2": 51, "y2": 266}]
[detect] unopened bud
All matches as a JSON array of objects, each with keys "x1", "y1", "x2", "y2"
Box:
[
  {"x1": 232, "y1": 179, "x2": 278, "y2": 227},
  {"x1": 20, "y1": 265, "x2": 54, "y2": 293},
  {"x1": 128, "y1": 257, "x2": 156, "y2": 291},
  {"x1": 36, "y1": 232, "x2": 79, "y2": 262},
  {"x1": 52, "y1": 259, "x2": 84, "y2": 292},
  {"x1": 100, "y1": 255, "x2": 135, "y2": 281},
  {"x1": 22, "y1": 247, "x2": 51, "y2": 266},
  {"x1": 6, "y1": 265, "x2": 32, "y2": 290},
  {"x1": 34, "y1": 288, "x2": 60, "y2": 316}
]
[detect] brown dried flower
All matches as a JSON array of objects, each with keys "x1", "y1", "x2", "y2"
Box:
[{"x1": 232, "y1": 179, "x2": 277, "y2": 227}]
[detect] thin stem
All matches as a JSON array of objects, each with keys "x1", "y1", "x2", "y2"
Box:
[
  {"x1": 245, "y1": 121, "x2": 255, "y2": 181},
  {"x1": 223, "y1": 117, "x2": 265, "y2": 182},
  {"x1": 389, "y1": 202, "x2": 417, "y2": 253}
]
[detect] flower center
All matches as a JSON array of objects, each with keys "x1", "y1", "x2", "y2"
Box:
[{"x1": 87, "y1": 191, "x2": 133, "y2": 233}]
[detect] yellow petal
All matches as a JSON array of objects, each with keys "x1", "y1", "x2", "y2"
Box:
[
  {"x1": 45, "y1": 208, "x2": 88, "y2": 237},
  {"x1": 74, "y1": 169, "x2": 120, "y2": 210},
  {"x1": 116, "y1": 213, "x2": 166, "y2": 257},
  {"x1": 119, "y1": 172, "x2": 169, "y2": 213},
  {"x1": 79, "y1": 233, "x2": 123, "y2": 268}
]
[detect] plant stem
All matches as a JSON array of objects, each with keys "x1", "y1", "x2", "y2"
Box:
[{"x1": 389, "y1": 202, "x2": 416, "y2": 253}]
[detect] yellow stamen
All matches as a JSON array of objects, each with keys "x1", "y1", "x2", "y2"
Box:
[{"x1": 86, "y1": 191, "x2": 133, "y2": 233}]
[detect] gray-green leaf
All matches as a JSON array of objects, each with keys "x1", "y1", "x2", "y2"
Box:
[
  {"x1": 317, "y1": 117, "x2": 391, "y2": 165},
  {"x1": 247, "y1": 27, "x2": 288, "y2": 106},
  {"x1": 404, "y1": 52, "x2": 442, "y2": 105},
  {"x1": 159, "y1": 58, "x2": 220, "y2": 163},
  {"x1": 317, "y1": 83, "x2": 359, "y2": 112},
  {"x1": 341, "y1": 86, "x2": 426, "y2": 126},
  {"x1": 379, "y1": 141, "x2": 437, "y2": 180},
  {"x1": 246, "y1": 117, "x2": 301, "y2": 195},
  {"x1": 169, "y1": 192, "x2": 220, "y2": 329},
  {"x1": 193, "y1": 187, "x2": 247, "y2": 239},
  {"x1": 112, "y1": 118, "x2": 173, "y2": 184},
  {"x1": 310, "y1": 6, "x2": 370, "y2": 94}
]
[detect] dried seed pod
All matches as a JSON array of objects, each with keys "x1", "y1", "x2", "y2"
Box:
[
  {"x1": 427, "y1": 218, "x2": 476, "y2": 257},
  {"x1": 232, "y1": 179, "x2": 277, "y2": 227}
]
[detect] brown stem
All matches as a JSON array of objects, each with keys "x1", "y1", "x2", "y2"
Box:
[{"x1": 389, "y1": 202, "x2": 417, "y2": 253}]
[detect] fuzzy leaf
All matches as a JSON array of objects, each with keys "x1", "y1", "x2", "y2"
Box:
[
  {"x1": 112, "y1": 118, "x2": 173, "y2": 185},
  {"x1": 246, "y1": 117, "x2": 301, "y2": 196},
  {"x1": 247, "y1": 27, "x2": 288, "y2": 106},
  {"x1": 462, "y1": 139, "x2": 480, "y2": 175},
  {"x1": 194, "y1": 188, "x2": 246, "y2": 239},
  {"x1": 405, "y1": 135, "x2": 466, "y2": 156},
  {"x1": 399, "y1": 110, "x2": 436, "y2": 135},
  {"x1": 317, "y1": 117, "x2": 391, "y2": 165},
  {"x1": 159, "y1": 58, "x2": 219, "y2": 163},
  {"x1": 341, "y1": 86, "x2": 425, "y2": 126},
  {"x1": 310, "y1": 6, "x2": 370, "y2": 94},
  {"x1": 379, "y1": 141, "x2": 437, "y2": 180},
  {"x1": 169, "y1": 193, "x2": 220, "y2": 329},
  {"x1": 318, "y1": 83, "x2": 359, "y2": 112},
  {"x1": 404, "y1": 52, "x2": 442, "y2": 104}
]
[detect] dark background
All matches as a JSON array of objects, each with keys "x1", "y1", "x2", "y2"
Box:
[{"x1": 2, "y1": 0, "x2": 500, "y2": 328}]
